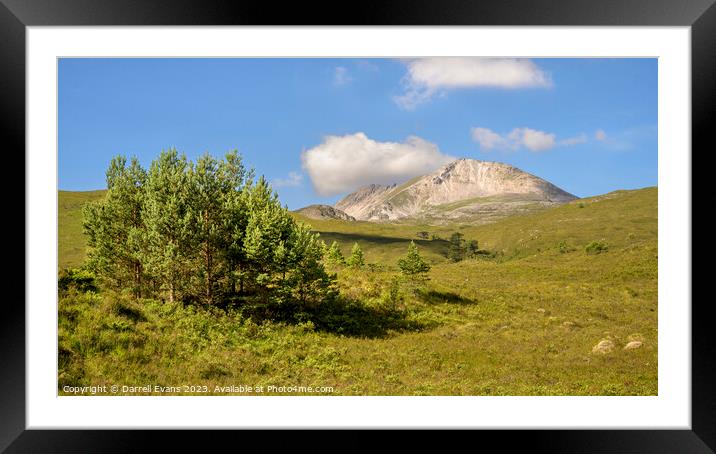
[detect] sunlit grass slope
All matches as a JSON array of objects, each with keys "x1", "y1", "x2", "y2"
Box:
[
  {"x1": 58, "y1": 190, "x2": 106, "y2": 269},
  {"x1": 58, "y1": 187, "x2": 657, "y2": 395}
]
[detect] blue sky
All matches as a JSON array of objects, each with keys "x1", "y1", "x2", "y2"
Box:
[{"x1": 58, "y1": 58, "x2": 657, "y2": 209}]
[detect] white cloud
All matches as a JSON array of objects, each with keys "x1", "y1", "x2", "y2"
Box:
[
  {"x1": 301, "y1": 132, "x2": 455, "y2": 196},
  {"x1": 334, "y1": 66, "x2": 352, "y2": 86},
  {"x1": 272, "y1": 171, "x2": 303, "y2": 188},
  {"x1": 595, "y1": 129, "x2": 607, "y2": 141},
  {"x1": 508, "y1": 128, "x2": 556, "y2": 152},
  {"x1": 471, "y1": 127, "x2": 587, "y2": 152},
  {"x1": 471, "y1": 127, "x2": 508, "y2": 150},
  {"x1": 395, "y1": 57, "x2": 551, "y2": 109}
]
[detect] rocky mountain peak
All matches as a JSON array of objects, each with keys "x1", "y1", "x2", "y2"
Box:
[{"x1": 333, "y1": 158, "x2": 577, "y2": 222}]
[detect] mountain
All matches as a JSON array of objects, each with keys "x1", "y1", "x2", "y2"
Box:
[
  {"x1": 294, "y1": 204, "x2": 356, "y2": 221},
  {"x1": 334, "y1": 158, "x2": 577, "y2": 222}
]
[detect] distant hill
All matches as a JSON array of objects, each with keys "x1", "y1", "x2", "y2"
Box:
[
  {"x1": 290, "y1": 186, "x2": 656, "y2": 267},
  {"x1": 58, "y1": 190, "x2": 106, "y2": 269},
  {"x1": 335, "y1": 158, "x2": 577, "y2": 223},
  {"x1": 294, "y1": 204, "x2": 356, "y2": 221}
]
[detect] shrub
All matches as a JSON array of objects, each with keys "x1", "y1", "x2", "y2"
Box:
[
  {"x1": 585, "y1": 241, "x2": 608, "y2": 254},
  {"x1": 558, "y1": 241, "x2": 575, "y2": 254},
  {"x1": 378, "y1": 276, "x2": 404, "y2": 312},
  {"x1": 58, "y1": 268, "x2": 97, "y2": 293}
]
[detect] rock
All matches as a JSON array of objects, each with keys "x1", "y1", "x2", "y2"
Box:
[
  {"x1": 334, "y1": 158, "x2": 577, "y2": 221},
  {"x1": 591, "y1": 339, "x2": 615, "y2": 354},
  {"x1": 624, "y1": 341, "x2": 643, "y2": 350},
  {"x1": 293, "y1": 204, "x2": 356, "y2": 221}
]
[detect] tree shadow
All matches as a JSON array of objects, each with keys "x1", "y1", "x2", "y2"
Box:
[
  {"x1": 307, "y1": 297, "x2": 425, "y2": 338},
  {"x1": 229, "y1": 296, "x2": 426, "y2": 339},
  {"x1": 417, "y1": 289, "x2": 475, "y2": 305}
]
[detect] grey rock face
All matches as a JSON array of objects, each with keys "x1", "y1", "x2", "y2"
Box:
[
  {"x1": 334, "y1": 159, "x2": 577, "y2": 221},
  {"x1": 294, "y1": 204, "x2": 356, "y2": 221}
]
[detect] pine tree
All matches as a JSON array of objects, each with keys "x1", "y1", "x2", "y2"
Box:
[
  {"x1": 83, "y1": 156, "x2": 147, "y2": 298},
  {"x1": 280, "y1": 224, "x2": 337, "y2": 307},
  {"x1": 222, "y1": 157, "x2": 253, "y2": 296},
  {"x1": 242, "y1": 176, "x2": 295, "y2": 298},
  {"x1": 142, "y1": 149, "x2": 194, "y2": 303},
  {"x1": 398, "y1": 241, "x2": 431, "y2": 288},
  {"x1": 326, "y1": 241, "x2": 346, "y2": 266},
  {"x1": 448, "y1": 232, "x2": 466, "y2": 262},
  {"x1": 188, "y1": 152, "x2": 249, "y2": 304},
  {"x1": 347, "y1": 242, "x2": 365, "y2": 268},
  {"x1": 82, "y1": 148, "x2": 336, "y2": 311}
]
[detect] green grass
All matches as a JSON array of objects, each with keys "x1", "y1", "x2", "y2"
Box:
[
  {"x1": 58, "y1": 190, "x2": 106, "y2": 269},
  {"x1": 57, "y1": 186, "x2": 657, "y2": 395}
]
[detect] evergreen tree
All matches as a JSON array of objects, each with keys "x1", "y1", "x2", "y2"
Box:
[
  {"x1": 326, "y1": 241, "x2": 346, "y2": 266},
  {"x1": 347, "y1": 242, "x2": 365, "y2": 268},
  {"x1": 242, "y1": 176, "x2": 296, "y2": 298},
  {"x1": 398, "y1": 241, "x2": 431, "y2": 275},
  {"x1": 280, "y1": 224, "x2": 337, "y2": 308},
  {"x1": 83, "y1": 156, "x2": 147, "y2": 297},
  {"x1": 142, "y1": 149, "x2": 194, "y2": 303},
  {"x1": 187, "y1": 152, "x2": 249, "y2": 304},
  {"x1": 217, "y1": 150, "x2": 251, "y2": 297},
  {"x1": 448, "y1": 232, "x2": 466, "y2": 262},
  {"x1": 398, "y1": 241, "x2": 431, "y2": 288},
  {"x1": 82, "y1": 148, "x2": 336, "y2": 312}
]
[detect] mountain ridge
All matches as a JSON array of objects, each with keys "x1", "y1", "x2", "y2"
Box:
[
  {"x1": 334, "y1": 158, "x2": 577, "y2": 222},
  {"x1": 294, "y1": 204, "x2": 356, "y2": 221}
]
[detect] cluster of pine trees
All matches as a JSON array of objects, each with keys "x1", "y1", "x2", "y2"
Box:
[{"x1": 82, "y1": 149, "x2": 335, "y2": 308}]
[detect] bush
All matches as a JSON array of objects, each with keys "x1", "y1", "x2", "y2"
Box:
[
  {"x1": 58, "y1": 268, "x2": 97, "y2": 293},
  {"x1": 558, "y1": 241, "x2": 575, "y2": 254},
  {"x1": 378, "y1": 276, "x2": 404, "y2": 312},
  {"x1": 585, "y1": 241, "x2": 608, "y2": 254}
]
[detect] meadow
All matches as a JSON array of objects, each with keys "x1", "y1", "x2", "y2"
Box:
[{"x1": 58, "y1": 187, "x2": 657, "y2": 395}]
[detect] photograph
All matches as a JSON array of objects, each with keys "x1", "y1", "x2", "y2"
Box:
[{"x1": 57, "y1": 56, "x2": 658, "y2": 397}]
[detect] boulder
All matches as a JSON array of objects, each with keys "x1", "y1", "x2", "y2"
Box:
[
  {"x1": 624, "y1": 341, "x2": 643, "y2": 350},
  {"x1": 591, "y1": 339, "x2": 615, "y2": 354}
]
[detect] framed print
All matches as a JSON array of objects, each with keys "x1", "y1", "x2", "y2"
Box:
[{"x1": 4, "y1": 0, "x2": 712, "y2": 451}]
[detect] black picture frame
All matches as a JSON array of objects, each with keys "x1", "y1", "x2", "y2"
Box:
[{"x1": 4, "y1": 0, "x2": 711, "y2": 451}]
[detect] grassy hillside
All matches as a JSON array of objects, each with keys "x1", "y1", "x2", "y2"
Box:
[
  {"x1": 291, "y1": 187, "x2": 656, "y2": 266},
  {"x1": 58, "y1": 187, "x2": 657, "y2": 395},
  {"x1": 58, "y1": 190, "x2": 106, "y2": 269}
]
